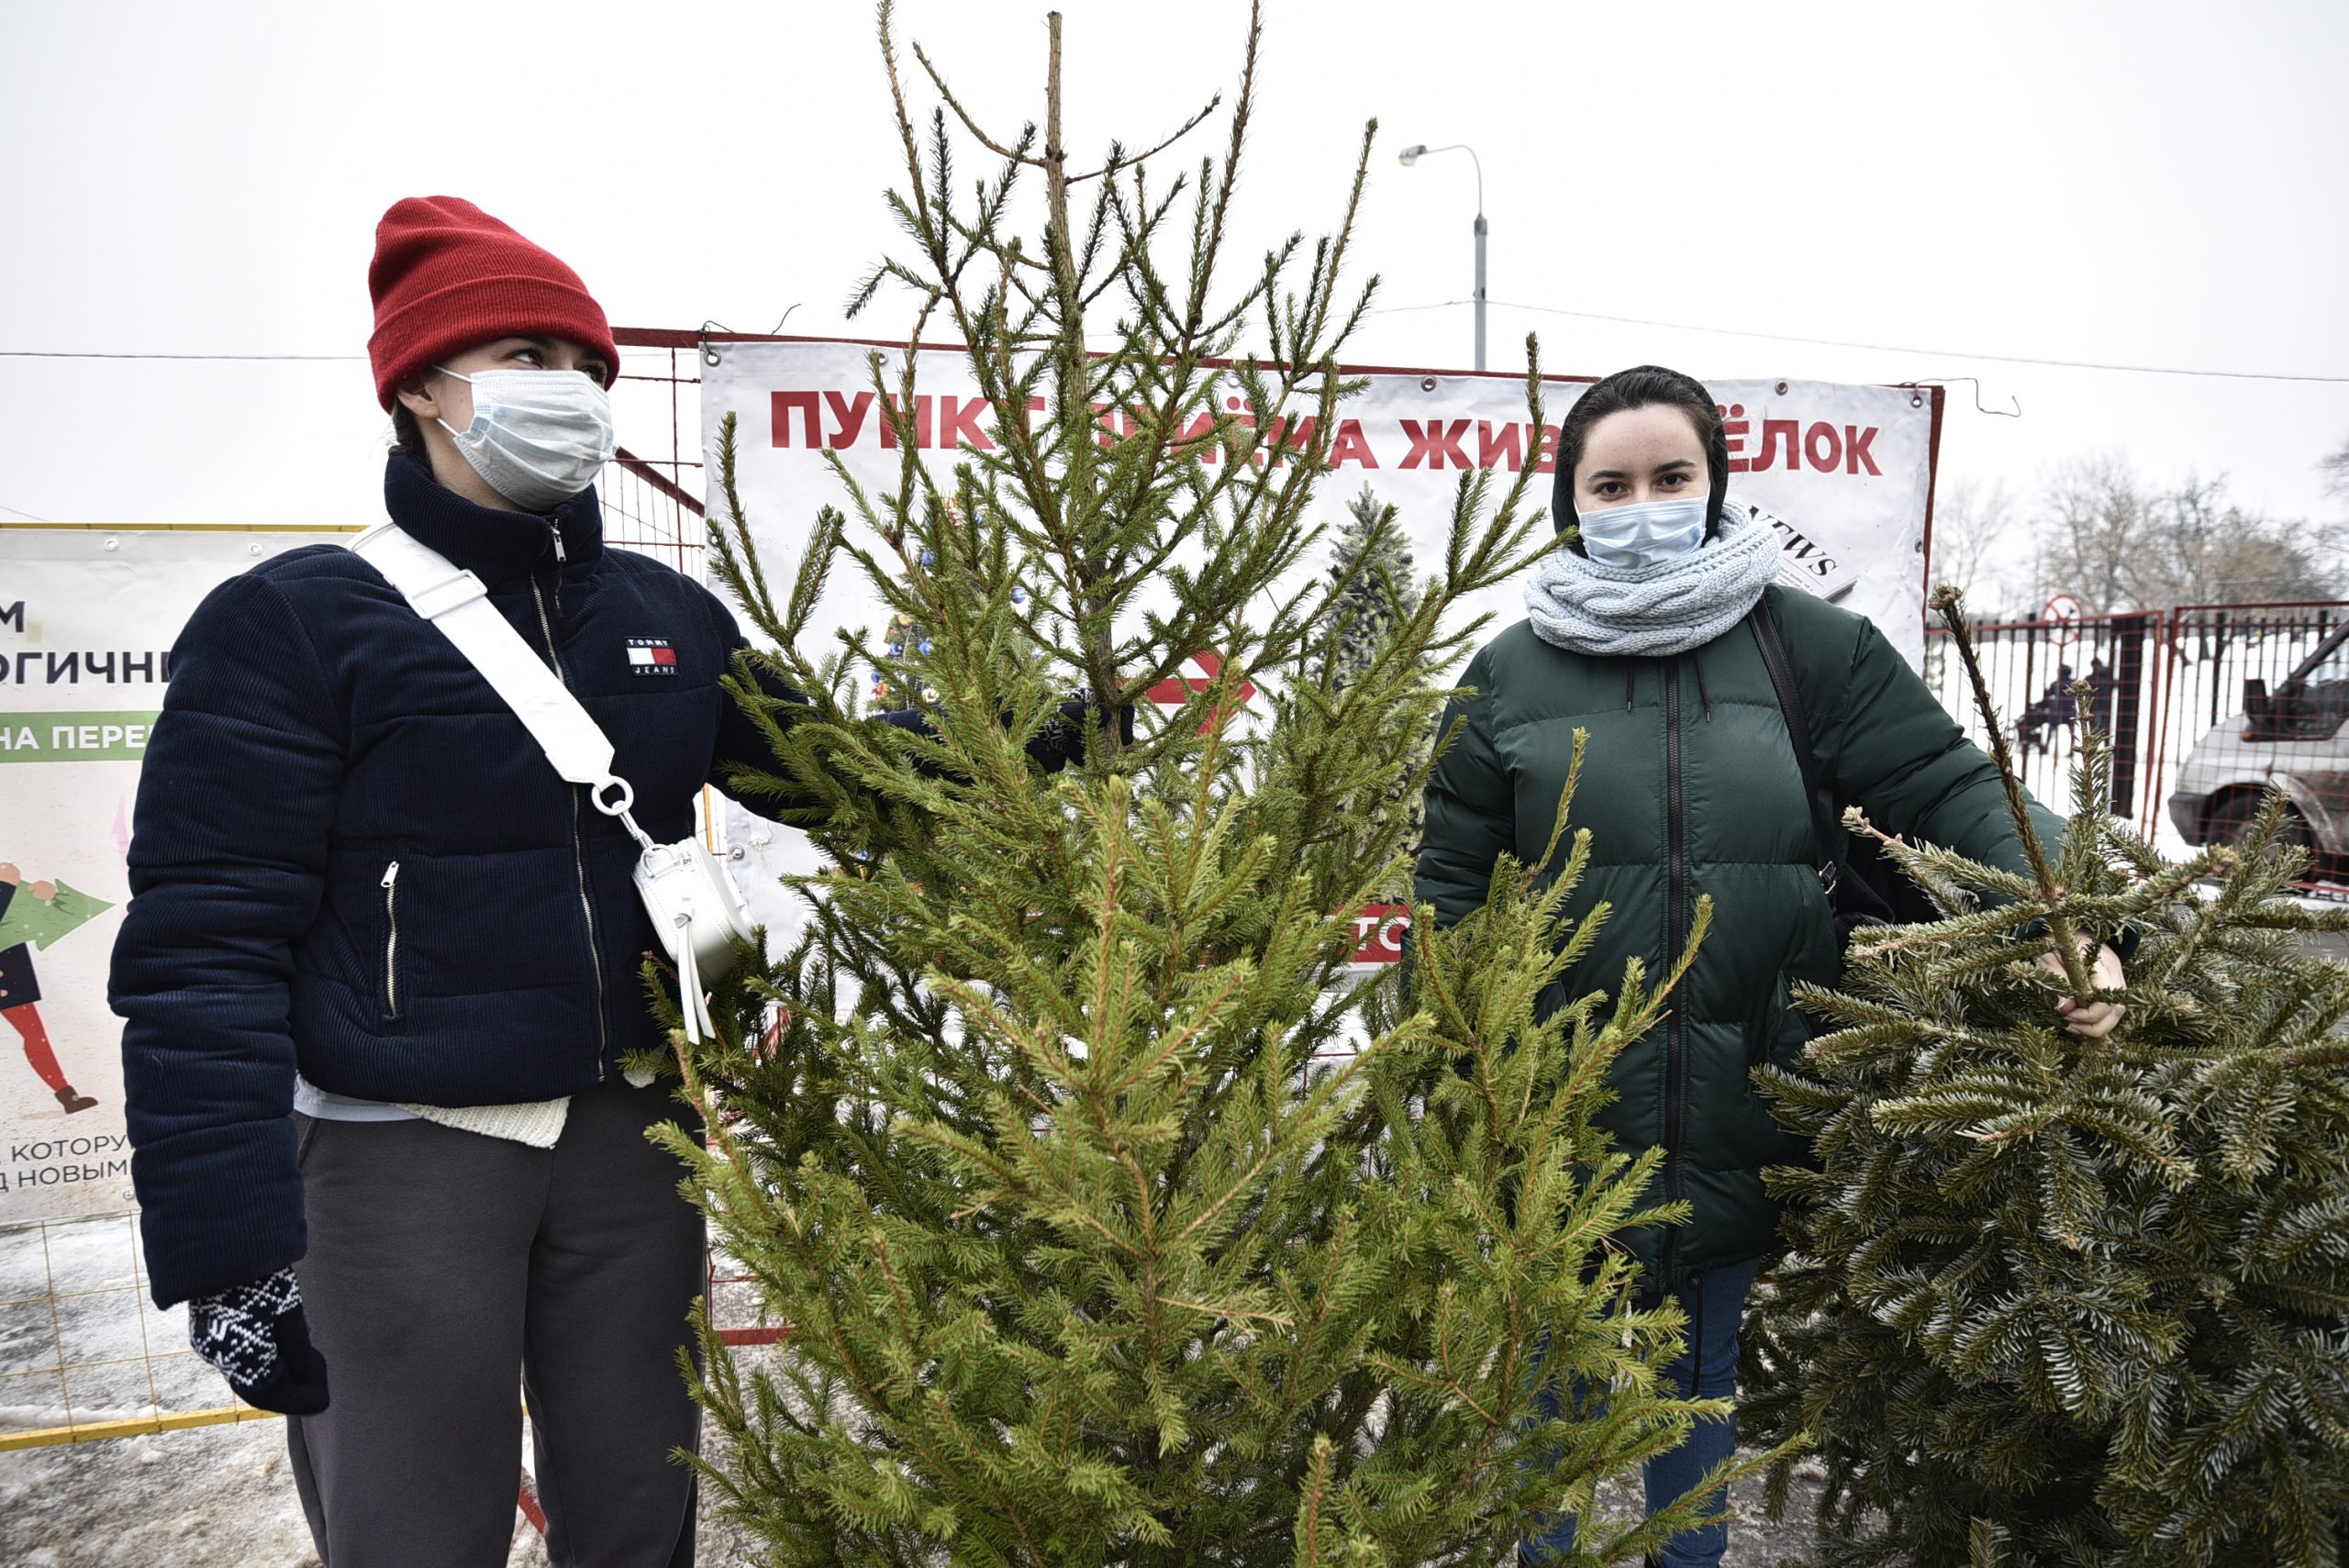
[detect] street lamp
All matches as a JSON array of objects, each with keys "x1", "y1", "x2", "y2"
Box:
[{"x1": 1397, "y1": 141, "x2": 1486, "y2": 371}]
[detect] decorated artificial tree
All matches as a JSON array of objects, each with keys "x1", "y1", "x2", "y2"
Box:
[
  {"x1": 651, "y1": 6, "x2": 1769, "y2": 1563},
  {"x1": 1742, "y1": 586, "x2": 2349, "y2": 1568}
]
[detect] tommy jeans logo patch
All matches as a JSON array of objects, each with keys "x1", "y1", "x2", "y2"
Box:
[{"x1": 626, "y1": 638, "x2": 679, "y2": 676}]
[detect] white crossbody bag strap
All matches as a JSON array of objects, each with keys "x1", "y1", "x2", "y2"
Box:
[
  {"x1": 350, "y1": 522, "x2": 643, "y2": 822},
  {"x1": 349, "y1": 521, "x2": 746, "y2": 1048}
]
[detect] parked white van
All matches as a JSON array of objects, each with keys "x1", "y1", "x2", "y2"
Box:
[{"x1": 2166, "y1": 622, "x2": 2349, "y2": 866}]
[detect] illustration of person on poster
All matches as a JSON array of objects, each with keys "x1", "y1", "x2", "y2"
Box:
[{"x1": 0, "y1": 861, "x2": 113, "y2": 1114}]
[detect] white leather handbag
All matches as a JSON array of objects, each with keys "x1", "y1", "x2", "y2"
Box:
[{"x1": 349, "y1": 522, "x2": 753, "y2": 1048}]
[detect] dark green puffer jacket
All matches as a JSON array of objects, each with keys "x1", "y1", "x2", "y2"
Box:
[{"x1": 1415, "y1": 584, "x2": 2061, "y2": 1289}]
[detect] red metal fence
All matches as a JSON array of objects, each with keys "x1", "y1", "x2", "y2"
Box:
[{"x1": 1926, "y1": 601, "x2": 2349, "y2": 883}]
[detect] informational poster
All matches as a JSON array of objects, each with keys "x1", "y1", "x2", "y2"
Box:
[
  {"x1": 698, "y1": 339, "x2": 1940, "y2": 671},
  {"x1": 0, "y1": 527, "x2": 351, "y2": 1222}
]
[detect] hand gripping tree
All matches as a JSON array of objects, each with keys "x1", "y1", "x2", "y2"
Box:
[
  {"x1": 657, "y1": 6, "x2": 1757, "y2": 1563},
  {"x1": 1741, "y1": 586, "x2": 2349, "y2": 1568}
]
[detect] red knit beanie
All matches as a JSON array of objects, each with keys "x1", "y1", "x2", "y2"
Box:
[{"x1": 367, "y1": 196, "x2": 618, "y2": 410}]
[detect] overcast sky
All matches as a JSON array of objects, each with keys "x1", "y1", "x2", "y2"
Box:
[{"x1": 5, "y1": 0, "x2": 2345, "y2": 598}]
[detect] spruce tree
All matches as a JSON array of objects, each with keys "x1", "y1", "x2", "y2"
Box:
[
  {"x1": 1741, "y1": 587, "x2": 2349, "y2": 1568},
  {"x1": 651, "y1": 6, "x2": 1767, "y2": 1562},
  {"x1": 1319, "y1": 483, "x2": 1431, "y2": 900}
]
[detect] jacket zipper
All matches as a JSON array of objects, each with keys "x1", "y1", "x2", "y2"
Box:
[
  {"x1": 380, "y1": 861, "x2": 402, "y2": 1018},
  {"x1": 1663, "y1": 659, "x2": 1686, "y2": 1286},
  {"x1": 529, "y1": 531, "x2": 611, "y2": 1073}
]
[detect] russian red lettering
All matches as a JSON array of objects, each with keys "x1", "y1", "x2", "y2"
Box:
[
  {"x1": 1474, "y1": 420, "x2": 1524, "y2": 472},
  {"x1": 1722, "y1": 417, "x2": 1751, "y2": 474},
  {"x1": 771, "y1": 391, "x2": 821, "y2": 448},
  {"x1": 1173, "y1": 411, "x2": 1222, "y2": 463},
  {"x1": 1753, "y1": 420, "x2": 1799, "y2": 473},
  {"x1": 1347, "y1": 903, "x2": 1412, "y2": 963},
  {"x1": 1399, "y1": 418, "x2": 1471, "y2": 470},
  {"x1": 1326, "y1": 419, "x2": 1378, "y2": 469},
  {"x1": 823, "y1": 391, "x2": 874, "y2": 450},
  {"x1": 1531, "y1": 423, "x2": 1561, "y2": 475},
  {"x1": 1264, "y1": 415, "x2": 1318, "y2": 464},
  {"x1": 1221, "y1": 397, "x2": 1259, "y2": 455},
  {"x1": 1844, "y1": 424, "x2": 1881, "y2": 475},
  {"x1": 935, "y1": 396, "x2": 994, "y2": 451},
  {"x1": 877, "y1": 394, "x2": 933, "y2": 450},
  {"x1": 1803, "y1": 422, "x2": 1841, "y2": 473}
]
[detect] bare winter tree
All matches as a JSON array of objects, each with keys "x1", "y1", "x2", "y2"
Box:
[
  {"x1": 1930, "y1": 475, "x2": 2023, "y2": 616},
  {"x1": 2030, "y1": 454, "x2": 2344, "y2": 614},
  {"x1": 2324, "y1": 433, "x2": 2349, "y2": 503},
  {"x1": 2030, "y1": 455, "x2": 2154, "y2": 615}
]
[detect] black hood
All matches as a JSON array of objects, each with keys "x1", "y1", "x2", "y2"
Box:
[{"x1": 1549, "y1": 393, "x2": 1734, "y2": 544}]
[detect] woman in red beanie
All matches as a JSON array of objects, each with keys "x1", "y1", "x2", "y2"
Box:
[{"x1": 111, "y1": 196, "x2": 1102, "y2": 1567}]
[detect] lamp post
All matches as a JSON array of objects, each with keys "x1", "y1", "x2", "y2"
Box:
[{"x1": 1397, "y1": 142, "x2": 1486, "y2": 371}]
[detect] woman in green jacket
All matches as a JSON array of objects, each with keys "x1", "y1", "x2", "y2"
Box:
[{"x1": 1414, "y1": 364, "x2": 2125, "y2": 1567}]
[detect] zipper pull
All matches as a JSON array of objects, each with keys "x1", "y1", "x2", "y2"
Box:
[
  {"x1": 381, "y1": 862, "x2": 400, "y2": 889},
  {"x1": 550, "y1": 524, "x2": 568, "y2": 565}
]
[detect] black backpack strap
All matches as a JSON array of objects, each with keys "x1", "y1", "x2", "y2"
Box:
[{"x1": 1748, "y1": 602, "x2": 1841, "y2": 895}]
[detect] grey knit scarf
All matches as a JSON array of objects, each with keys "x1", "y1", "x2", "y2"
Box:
[{"x1": 1524, "y1": 497, "x2": 1778, "y2": 657}]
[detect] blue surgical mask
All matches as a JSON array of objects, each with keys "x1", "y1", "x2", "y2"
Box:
[{"x1": 1574, "y1": 497, "x2": 1708, "y2": 571}]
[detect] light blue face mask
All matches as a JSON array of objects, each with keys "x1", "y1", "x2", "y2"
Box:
[{"x1": 1575, "y1": 497, "x2": 1708, "y2": 571}]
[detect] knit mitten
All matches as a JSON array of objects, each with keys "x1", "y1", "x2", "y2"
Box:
[{"x1": 187, "y1": 1268, "x2": 330, "y2": 1415}]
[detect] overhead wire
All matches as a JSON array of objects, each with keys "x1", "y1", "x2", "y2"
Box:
[
  {"x1": 1361, "y1": 297, "x2": 2349, "y2": 384},
  {"x1": 6, "y1": 312, "x2": 2347, "y2": 383}
]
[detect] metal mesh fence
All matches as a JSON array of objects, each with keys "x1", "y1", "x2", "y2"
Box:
[
  {"x1": 0, "y1": 1204, "x2": 783, "y2": 1456},
  {"x1": 2148, "y1": 603, "x2": 2349, "y2": 885},
  {"x1": 1924, "y1": 602, "x2": 2349, "y2": 891},
  {"x1": 0, "y1": 1212, "x2": 265, "y2": 1453},
  {"x1": 1923, "y1": 612, "x2": 2163, "y2": 834}
]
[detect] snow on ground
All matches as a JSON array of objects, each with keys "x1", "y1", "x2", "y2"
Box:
[
  {"x1": 1, "y1": 1396, "x2": 1820, "y2": 1568},
  {"x1": 0, "y1": 1210, "x2": 1829, "y2": 1565}
]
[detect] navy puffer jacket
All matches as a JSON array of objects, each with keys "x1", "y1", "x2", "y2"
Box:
[{"x1": 113, "y1": 454, "x2": 817, "y2": 1307}]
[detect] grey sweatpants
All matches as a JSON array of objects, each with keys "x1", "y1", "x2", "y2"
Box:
[{"x1": 287, "y1": 1078, "x2": 705, "y2": 1567}]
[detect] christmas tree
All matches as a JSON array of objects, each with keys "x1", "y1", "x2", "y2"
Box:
[
  {"x1": 1319, "y1": 483, "x2": 1431, "y2": 901},
  {"x1": 1741, "y1": 586, "x2": 2349, "y2": 1568},
  {"x1": 654, "y1": 6, "x2": 1768, "y2": 1562}
]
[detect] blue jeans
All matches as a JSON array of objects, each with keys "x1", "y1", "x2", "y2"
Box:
[{"x1": 1520, "y1": 1255, "x2": 1763, "y2": 1568}]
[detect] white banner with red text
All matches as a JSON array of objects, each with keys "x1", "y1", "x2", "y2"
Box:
[
  {"x1": 698, "y1": 340, "x2": 1940, "y2": 678},
  {"x1": 696, "y1": 342, "x2": 1939, "y2": 970}
]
